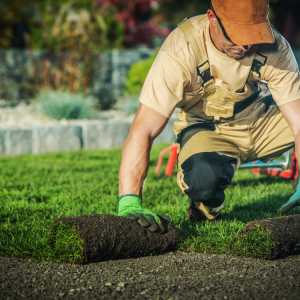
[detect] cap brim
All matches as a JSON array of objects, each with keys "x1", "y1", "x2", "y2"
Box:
[{"x1": 222, "y1": 19, "x2": 275, "y2": 45}]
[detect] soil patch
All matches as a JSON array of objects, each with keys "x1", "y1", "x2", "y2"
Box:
[
  {"x1": 1, "y1": 252, "x2": 300, "y2": 299},
  {"x1": 239, "y1": 214, "x2": 300, "y2": 259},
  {"x1": 53, "y1": 214, "x2": 181, "y2": 264}
]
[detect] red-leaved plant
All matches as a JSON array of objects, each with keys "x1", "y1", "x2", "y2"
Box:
[{"x1": 96, "y1": 0, "x2": 173, "y2": 47}]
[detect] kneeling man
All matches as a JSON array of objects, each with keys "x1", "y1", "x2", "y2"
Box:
[{"x1": 118, "y1": 0, "x2": 300, "y2": 232}]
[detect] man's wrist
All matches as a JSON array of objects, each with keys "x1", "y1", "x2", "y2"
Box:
[
  {"x1": 118, "y1": 194, "x2": 142, "y2": 202},
  {"x1": 118, "y1": 194, "x2": 143, "y2": 215}
]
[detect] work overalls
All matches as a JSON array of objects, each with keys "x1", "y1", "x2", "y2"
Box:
[{"x1": 174, "y1": 19, "x2": 295, "y2": 219}]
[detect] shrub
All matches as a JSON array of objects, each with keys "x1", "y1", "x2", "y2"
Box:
[
  {"x1": 94, "y1": 86, "x2": 117, "y2": 111},
  {"x1": 124, "y1": 50, "x2": 158, "y2": 95},
  {"x1": 36, "y1": 89, "x2": 94, "y2": 120}
]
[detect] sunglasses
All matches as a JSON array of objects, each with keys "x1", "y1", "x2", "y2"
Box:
[{"x1": 210, "y1": 2, "x2": 233, "y2": 43}]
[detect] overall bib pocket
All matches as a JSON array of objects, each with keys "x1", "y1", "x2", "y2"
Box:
[{"x1": 203, "y1": 100, "x2": 234, "y2": 119}]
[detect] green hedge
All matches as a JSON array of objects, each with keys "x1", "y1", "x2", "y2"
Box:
[{"x1": 124, "y1": 50, "x2": 158, "y2": 95}]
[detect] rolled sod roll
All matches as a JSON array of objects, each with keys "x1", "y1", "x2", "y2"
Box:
[
  {"x1": 239, "y1": 214, "x2": 300, "y2": 260},
  {"x1": 53, "y1": 214, "x2": 181, "y2": 264}
]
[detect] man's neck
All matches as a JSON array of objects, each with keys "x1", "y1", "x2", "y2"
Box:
[{"x1": 209, "y1": 23, "x2": 224, "y2": 53}]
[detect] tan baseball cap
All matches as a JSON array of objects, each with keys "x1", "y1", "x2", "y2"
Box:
[{"x1": 211, "y1": 0, "x2": 274, "y2": 45}]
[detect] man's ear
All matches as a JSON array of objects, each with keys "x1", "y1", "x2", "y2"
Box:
[{"x1": 207, "y1": 9, "x2": 217, "y2": 27}]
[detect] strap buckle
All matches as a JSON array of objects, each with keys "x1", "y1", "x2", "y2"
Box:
[
  {"x1": 251, "y1": 53, "x2": 267, "y2": 78},
  {"x1": 197, "y1": 61, "x2": 214, "y2": 87}
]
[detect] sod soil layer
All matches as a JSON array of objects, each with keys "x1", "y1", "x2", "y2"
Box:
[{"x1": 1, "y1": 252, "x2": 300, "y2": 300}]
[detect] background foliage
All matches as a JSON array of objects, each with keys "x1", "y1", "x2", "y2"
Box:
[
  {"x1": 0, "y1": 0, "x2": 33, "y2": 48},
  {"x1": 96, "y1": 0, "x2": 172, "y2": 48},
  {"x1": 1, "y1": 0, "x2": 300, "y2": 49},
  {"x1": 29, "y1": 0, "x2": 124, "y2": 51},
  {"x1": 124, "y1": 50, "x2": 158, "y2": 95},
  {"x1": 0, "y1": 0, "x2": 171, "y2": 50}
]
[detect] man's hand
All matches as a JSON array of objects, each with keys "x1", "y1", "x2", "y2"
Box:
[
  {"x1": 118, "y1": 195, "x2": 171, "y2": 233},
  {"x1": 279, "y1": 181, "x2": 300, "y2": 214}
]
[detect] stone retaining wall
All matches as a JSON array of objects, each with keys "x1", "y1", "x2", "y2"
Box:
[
  {"x1": 1, "y1": 48, "x2": 300, "y2": 102},
  {"x1": 0, "y1": 116, "x2": 177, "y2": 156},
  {"x1": 0, "y1": 49, "x2": 153, "y2": 101}
]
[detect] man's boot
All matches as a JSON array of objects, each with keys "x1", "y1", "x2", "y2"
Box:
[{"x1": 187, "y1": 199, "x2": 221, "y2": 222}]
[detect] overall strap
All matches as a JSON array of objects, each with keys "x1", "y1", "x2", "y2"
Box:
[
  {"x1": 178, "y1": 18, "x2": 213, "y2": 86},
  {"x1": 250, "y1": 25, "x2": 279, "y2": 79},
  {"x1": 178, "y1": 18, "x2": 207, "y2": 65},
  {"x1": 251, "y1": 49, "x2": 267, "y2": 79}
]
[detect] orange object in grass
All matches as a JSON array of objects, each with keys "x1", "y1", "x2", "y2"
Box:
[{"x1": 155, "y1": 143, "x2": 178, "y2": 176}]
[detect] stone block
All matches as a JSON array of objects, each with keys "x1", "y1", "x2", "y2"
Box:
[
  {"x1": 33, "y1": 126, "x2": 83, "y2": 154},
  {"x1": 9, "y1": 129, "x2": 33, "y2": 156},
  {"x1": 0, "y1": 130, "x2": 6, "y2": 155},
  {"x1": 108, "y1": 120, "x2": 132, "y2": 148},
  {"x1": 86, "y1": 120, "x2": 132, "y2": 149},
  {"x1": 86, "y1": 116, "x2": 176, "y2": 150},
  {"x1": 59, "y1": 126, "x2": 83, "y2": 151},
  {"x1": 153, "y1": 116, "x2": 177, "y2": 145}
]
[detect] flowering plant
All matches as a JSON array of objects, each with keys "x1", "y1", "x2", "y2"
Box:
[{"x1": 96, "y1": 0, "x2": 173, "y2": 47}]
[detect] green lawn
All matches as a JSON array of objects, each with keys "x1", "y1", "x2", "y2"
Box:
[{"x1": 0, "y1": 144, "x2": 298, "y2": 263}]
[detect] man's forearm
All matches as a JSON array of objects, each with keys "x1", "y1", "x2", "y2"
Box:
[
  {"x1": 118, "y1": 126, "x2": 171, "y2": 233},
  {"x1": 279, "y1": 100, "x2": 300, "y2": 162},
  {"x1": 119, "y1": 129, "x2": 153, "y2": 197},
  {"x1": 118, "y1": 103, "x2": 169, "y2": 197},
  {"x1": 293, "y1": 131, "x2": 300, "y2": 168}
]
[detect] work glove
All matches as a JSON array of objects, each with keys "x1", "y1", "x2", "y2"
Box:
[
  {"x1": 279, "y1": 181, "x2": 300, "y2": 214},
  {"x1": 118, "y1": 194, "x2": 171, "y2": 233}
]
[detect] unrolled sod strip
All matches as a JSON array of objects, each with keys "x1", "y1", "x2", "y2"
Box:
[
  {"x1": 53, "y1": 214, "x2": 181, "y2": 264},
  {"x1": 239, "y1": 214, "x2": 300, "y2": 260}
]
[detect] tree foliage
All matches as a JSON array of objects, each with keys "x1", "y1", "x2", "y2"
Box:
[
  {"x1": 0, "y1": 0, "x2": 34, "y2": 48},
  {"x1": 1, "y1": 0, "x2": 300, "y2": 49},
  {"x1": 0, "y1": 0, "x2": 173, "y2": 49},
  {"x1": 29, "y1": 0, "x2": 124, "y2": 51},
  {"x1": 269, "y1": 0, "x2": 300, "y2": 47}
]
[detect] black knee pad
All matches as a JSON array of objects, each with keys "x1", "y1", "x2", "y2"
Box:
[{"x1": 181, "y1": 152, "x2": 238, "y2": 207}]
